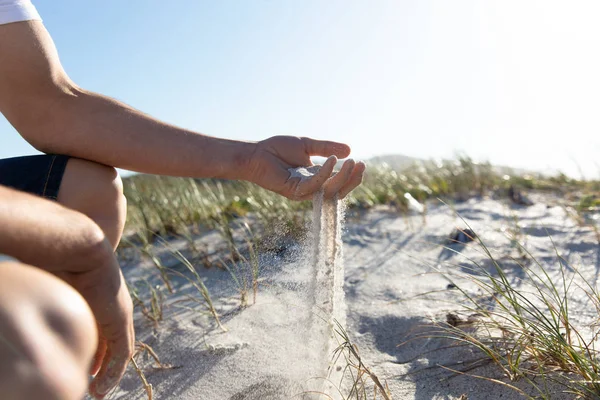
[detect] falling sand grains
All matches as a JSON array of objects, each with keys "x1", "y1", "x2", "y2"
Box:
[
  {"x1": 224, "y1": 165, "x2": 349, "y2": 400},
  {"x1": 290, "y1": 165, "x2": 347, "y2": 393}
]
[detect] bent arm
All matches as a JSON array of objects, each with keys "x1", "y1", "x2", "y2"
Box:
[{"x1": 0, "y1": 21, "x2": 253, "y2": 180}]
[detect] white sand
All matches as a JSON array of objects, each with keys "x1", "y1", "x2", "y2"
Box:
[
  {"x1": 309, "y1": 189, "x2": 346, "y2": 397},
  {"x1": 101, "y1": 192, "x2": 600, "y2": 399}
]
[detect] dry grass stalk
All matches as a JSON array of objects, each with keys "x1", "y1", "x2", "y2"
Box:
[
  {"x1": 130, "y1": 341, "x2": 179, "y2": 400},
  {"x1": 131, "y1": 357, "x2": 153, "y2": 400},
  {"x1": 332, "y1": 320, "x2": 392, "y2": 400}
]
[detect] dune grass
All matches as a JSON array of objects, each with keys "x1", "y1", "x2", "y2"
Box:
[
  {"x1": 158, "y1": 237, "x2": 227, "y2": 332},
  {"x1": 118, "y1": 156, "x2": 600, "y2": 398},
  {"x1": 128, "y1": 279, "x2": 164, "y2": 328},
  {"x1": 419, "y1": 218, "x2": 600, "y2": 399},
  {"x1": 120, "y1": 156, "x2": 599, "y2": 245},
  {"x1": 122, "y1": 175, "x2": 311, "y2": 244},
  {"x1": 332, "y1": 320, "x2": 393, "y2": 400},
  {"x1": 131, "y1": 341, "x2": 178, "y2": 400},
  {"x1": 219, "y1": 222, "x2": 261, "y2": 307}
]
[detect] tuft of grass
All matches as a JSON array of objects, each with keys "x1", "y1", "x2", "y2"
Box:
[
  {"x1": 157, "y1": 237, "x2": 227, "y2": 332},
  {"x1": 130, "y1": 341, "x2": 178, "y2": 400},
  {"x1": 332, "y1": 320, "x2": 392, "y2": 400},
  {"x1": 128, "y1": 280, "x2": 165, "y2": 328},
  {"x1": 505, "y1": 212, "x2": 530, "y2": 263},
  {"x1": 419, "y1": 218, "x2": 600, "y2": 399},
  {"x1": 122, "y1": 235, "x2": 175, "y2": 294},
  {"x1": 221, "y1": 255, "x2": 249, "y2": 307},
  {"x1": 578, "y1": 195, "x2": 600, "y2": 212},
  {"x1": 139, "y1": 243, "x2": 174, "y2": 294},
  {"x1": 212, "y1": 210, "x2": 241, "y2": 262},
  {"x1": 220, "y1": 222, "x2": 261, "y2": 307}
]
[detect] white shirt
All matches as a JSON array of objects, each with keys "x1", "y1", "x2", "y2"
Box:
[{"x1": 0, "y1": 0, "x2": 41, "y2": 25}]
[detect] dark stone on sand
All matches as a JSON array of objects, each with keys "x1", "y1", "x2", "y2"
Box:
[
  {"x1": 448, "y1": 228, "x2": 477, "y2": 244},
  {"x1": 446, "y1": 313, "x2": 462, "y2": 327},
  {"x1": 508, "y1": 185, "x2": 533, "y2": 206}
]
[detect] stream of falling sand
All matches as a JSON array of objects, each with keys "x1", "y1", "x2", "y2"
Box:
[
  {"x1": 312, "y1": 190, "x2": 347, "y2": 396},
  {"x1": 229, "y1": 167, "x2": 347, "y2": 400},
  {"x1": 311, "y1": 190, "x2": 346, "y2": 335},
  {"x1": 290, "y1": 166, "x2": 347, "y2": 396}
]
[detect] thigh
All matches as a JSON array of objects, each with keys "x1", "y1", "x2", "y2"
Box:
[{"x1": 0, "y1": 154, "x2": 70, "y2": 200}]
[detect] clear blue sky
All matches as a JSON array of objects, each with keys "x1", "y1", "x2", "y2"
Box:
[{"x1": 2, "y1": 0, "x2": 600, "y2": 177}]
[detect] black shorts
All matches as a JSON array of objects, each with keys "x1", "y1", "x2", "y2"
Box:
[{"x1": 0, "y1": 155, "x2": 70, "y2": 200}]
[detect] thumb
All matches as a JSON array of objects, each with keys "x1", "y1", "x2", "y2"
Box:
[{"x1": 301, "y1": 137, "x2": 351, "y2": 158}]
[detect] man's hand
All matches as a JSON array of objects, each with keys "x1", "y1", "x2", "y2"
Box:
[
  {"x1": 245, "y1": 136, "x2": 366, "y2": 201},
  {"x1": 66, "y1": 257, "x2": 134, "y2": 399},
  {"x1": 0, "y1": 186, "x2": 134, "y2": 399}
]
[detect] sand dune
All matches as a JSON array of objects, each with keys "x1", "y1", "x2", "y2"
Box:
[{"x1": 100, "y1": 192, "x2": 599, "y2": 400}]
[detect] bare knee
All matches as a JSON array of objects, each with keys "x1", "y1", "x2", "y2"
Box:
[
  {"x1": 57, "y1": 158, "x2": 127, "y2": 249},
  {"x1": 0, "y1": 261, "x2": 97, "y2": 400}
]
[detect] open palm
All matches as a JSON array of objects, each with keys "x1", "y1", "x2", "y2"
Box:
[{"x1": 246, "y1": 136, "x2": 365, "y2": 201}]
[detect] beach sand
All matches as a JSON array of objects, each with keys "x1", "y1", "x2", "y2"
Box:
[{"x1": 99, "y1": 192, "x2": 599, "y2": 400}]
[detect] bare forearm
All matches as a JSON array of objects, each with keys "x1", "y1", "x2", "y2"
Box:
[
  {"x1": 14, "y1": 87, "x2": 254, "y2": 180},
  {"x1": 0, "y1": 186, "x2": 113, "y2": 274},
  {"x1": 0, "y1": 21, "x2": 367, "y2": 201},
  {"x1": 0, "y1": 21, "x2": 254, "y2": 180}
]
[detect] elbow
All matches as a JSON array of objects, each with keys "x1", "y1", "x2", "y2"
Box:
[
  {"x1": 25, "y1": 136, "x2": 54, "y2": 155},
  {"x1": 8, "y1": 80, "x2": 85, "y2": 154},
  {"x1": 26, "y1": 138, "x2": 60, "y2": 156}
]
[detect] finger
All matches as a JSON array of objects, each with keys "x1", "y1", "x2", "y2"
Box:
[
  {"x1": 89, "y1": 336, "x2": 132, "y2": 399},
  {"x1": 130, "y1": 320, "x2": 136, "y2": 355},
  {"x1": 88, "y1": 278, "x2": 134, "y2": 399},
  {"x1": 301, "y1": 137, "x2": 351, "y2": 158},
  {"x1": 295, "y1": 155, "x2": 337, "y2": 199},
  {"x1": 88, "y1": 344, "x2": 111, "y2": 400},
  {"x1": 338, "y1": 161, "x2": 366, "y2": 199},
  {"x1": 324, "y1": 159, "x2": 355, "y2": 199},
  {"x1": 90, "y1": 334, "x2": 107, "y2": 376}
]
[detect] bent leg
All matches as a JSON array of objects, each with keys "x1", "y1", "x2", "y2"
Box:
[
  {"x1": 0, "y1": 261, "x2": 98, "y2": 400},
  {"x1": 57, "y1": 158, "x2": 129, "y2": 378},
  {"x1": 57, "y1": 158, "x2": 127, "y2": 249},
  {"x1": 0, "y1": 156, "x2": 129, "y2": 387}
]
